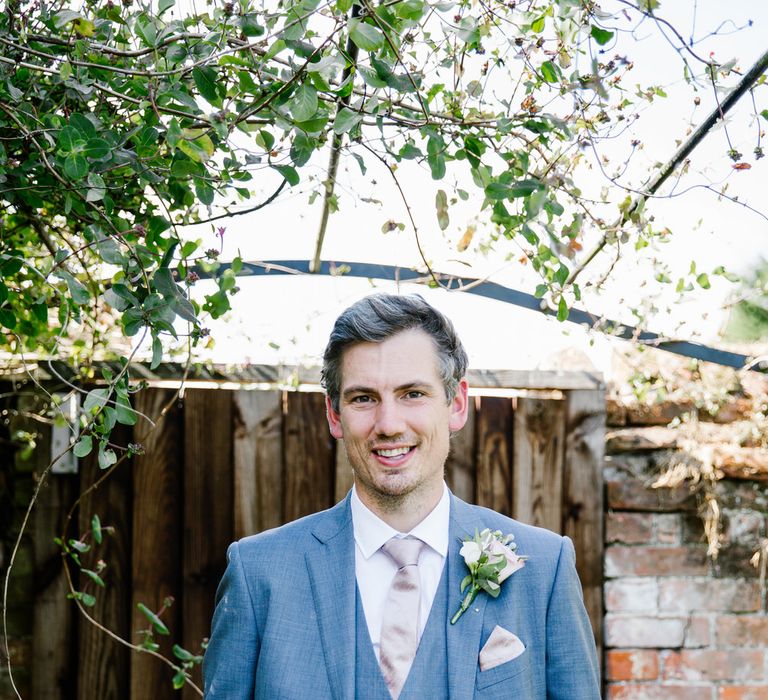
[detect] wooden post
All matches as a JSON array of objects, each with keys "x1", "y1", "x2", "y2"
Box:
[
  {"x1": 513, "y1": 397, "x2": 566, "y2": 533},
  {"x1": 475, "y1": 397, "x2": 514, "y2": 516},
  {"x1": 563, "y1": 389, "x2": 605, "y2": 663},
  {"x1": 232, "y1": 390, "x2": 284, "y2": 538},
  {"x1": 182, "y1": 389, "x2": 233, "y2": 699},
  {"x1": 130, "y1": 389, "x2": 183, "y2": 700}
]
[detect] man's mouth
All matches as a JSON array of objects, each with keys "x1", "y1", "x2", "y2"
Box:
[{"x1": 373, "y1": 446, "x2": 414, "y2": 458}]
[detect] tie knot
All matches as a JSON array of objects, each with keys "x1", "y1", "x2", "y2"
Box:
[{"x1": 382, "y1": 537, "x2": 424, "y2": 569}]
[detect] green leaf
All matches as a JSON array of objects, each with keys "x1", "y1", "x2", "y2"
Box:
[
  {"x1": 696, "y1": 273, "x2": 711, "y2": 289},
  {"x1": 0, "y1": 282, "x2": 7, "y2": 306},
  {"x1": 0, "y1": 309, "x2": 16, "y2": 329},
  {"x1": 86, "y1": 173, "x2": 106, "y2": 202},
  {"x1": 173, "y1": 645, "x2": 196, "y2": 662},
  {"x1": 60, "y1": 271, "x2": 90, "y2": 305},
  {"x1": 554, "y1": 264, "x2": 569, "y2": 285},
  {"x1": 540, "y1": 60, "x2": 559, "y2": 83},
  {"x1": 145, "y1": 334, "x2": 161, "y2": 370},
  {"x1": 91, "y1": 514, "x2": 103, "y2": 544},
  {"x1": 97, "y1": 443, "x2": 117, "y2": 470},
  {"x1": 172, "y1": 671, "x2": 187, "y2": 690},
  {"x1": 349, "y1": 18, "x2": 385, "y2": 51},
  {"x1": 760, "y1": 109, "x2": 768, "y2": 122},
  {"x1": 534, "y1": 284, "x2": 548, "y2": 298},
  {"x1": 426, "y1": 136, "x2": 446, "y2": 180},
  {"x1": 192, "y1": 66, "x2": 220, "y2": 104},
  {"x1": 557, "y1": 296, "x2": 569, "y2": 321},
  {"x1": 80, "y1": 592, "x2": 97, "y2": 607},
  {"x1": 137, "y1": 603, "x2": 170, "y2": 635},
  {"x1": 332, "y1": 107, "x2": 362, "y2": 135},
  {"x1": 84, "y1": 388, "x2": 109, "y2": 413},
  {"x1": 82, "y1": 569, "x2": 106, "y2": 587},
  {"x1": 54, "y1": 10, "x2": 83, "y2": 28},
  {"x1": 435, "y1": 189, "x2": 449, "y2": 231},
  {"x1": 273, "y1": 164, "x2": 300, "y2": 186},
  {"x1": 290, "y1": 131, "x2": 315, "y2": 167},
  {"x1": 158, "y1": 0, "x2": 175, "y2": 14},
  {"x1": 531, "y1": 15, "x2": 545, "y2": 33},
  {"x1": 291, "y1": 83, "x2": 318, "y2": 122},
  {"x1": 240, "y1": 13, "x2": 265, "y2": 36},
  {"x1": 73, "y1": 435, "x2": 93, "y2": 457},
  {"x1": 84, "y1": 138, "x2": 111, "y2": 160},
  {"x1": 63, "y1": 154, "x2": 88, "y2": 180},
  {"x1": 115, "y1": 393, "x2": 138, "y2": 426},
  {"x1": 590, "y1": 25, "x2": 614, "y2": 46}
]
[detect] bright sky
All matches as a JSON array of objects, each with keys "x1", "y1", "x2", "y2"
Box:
[{"x1": 163, "y1": 1, "x2": 768, "y2": 376}]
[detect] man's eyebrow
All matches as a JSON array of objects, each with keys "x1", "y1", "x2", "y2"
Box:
[{"x1": 341, "y1": 380, "x2": 435, "y2": 399}]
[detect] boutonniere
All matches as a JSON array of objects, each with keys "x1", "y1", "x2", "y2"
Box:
[{"x1": 450, "y1": 528, "x2": 527, "y2": 624}]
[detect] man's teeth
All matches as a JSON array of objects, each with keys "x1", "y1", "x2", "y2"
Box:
[{"x1": 376, "y1": 447, "x2": 411, "y2": 457}]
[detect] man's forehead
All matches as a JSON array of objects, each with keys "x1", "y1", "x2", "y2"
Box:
[{"x1": 338, "y1": 329, "x2": 442, "y2": 386}]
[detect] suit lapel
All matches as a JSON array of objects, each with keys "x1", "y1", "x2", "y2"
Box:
[
  {"x1": 446, "y1": 495, "x2": 488, "y2": 700},
  {"x1": 305, "y1": 495, "x2": 356, "y2": 700}
]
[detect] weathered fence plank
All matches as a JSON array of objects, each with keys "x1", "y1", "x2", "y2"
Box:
[
  {"x1": 31, "y1": 412, "x2": 77, "y2": 700},
  {"x1": 513, "y1": 398, "x2": 566, "y2": 532},
  {"x1": 77, "y1": 424, "x2": 133, "y2": 700},
  {"x1": 283, "y1": 392, "x2": 335, "y2": 521},
  {"x1": 564, "y1": 389, "x2": 605, "y2": 656},
  {"x1": 475, "y1": 397, "x2": 514, "y2": 515},
  {"x1": 445, "y1": 398, "x2": 476, "y2": 503},
  {"x1": 233, "y1": 390, "x2": 284, "y2": 537},
  {"x1": 182, "y1": 389, "x2": 233, "y2": 699},
  {"x1": 130, "y1": 389, "x2": 183, "y2": 700}
]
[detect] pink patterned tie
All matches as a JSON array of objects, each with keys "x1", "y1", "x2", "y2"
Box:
[{"x1": 379, "y1": 537, "x2": 426, "y2": 699}]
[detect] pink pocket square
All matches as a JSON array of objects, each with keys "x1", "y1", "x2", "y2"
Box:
[{"x1": 479, "y1": 625, "x2": 526, "y2": 671}]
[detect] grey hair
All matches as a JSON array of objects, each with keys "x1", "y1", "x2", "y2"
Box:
[{"x1": 321, "y1": 293, "x2": 468, "y2": 412}]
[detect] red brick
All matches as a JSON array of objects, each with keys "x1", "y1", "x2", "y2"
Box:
[
  {"x1": 716, "y1": 615, "x2": 768, "y2": 646},
  {"x1": 606, "y1": 578, "x2": 658, "y2": 612},
  {"x1": 606, "y1": 479, "x2": 697, "y2": 511},
  {"x1": 718, "y1": 687, "x2": 768, "y2": 700},
  {"x1": 662, "y1": 650, "x2": 764, "y2": 682},
  {"x1": 682, "y1": 615, "x2": 711, "y2": 647},
  {"x1": 606, "y1": 650, "x2": 659, "y2": 681},
  {"x1": 608, "y1": 684, "x2": 712, "y2": 699},
  {"x1": 605, "y1": 545, "x2": 708, "y2": 577},
  {"x1": 607, "y1": 512, "x2": 654, "y2": 544},
  {"x1": 654, "y1": 514, "x2": 681, "y2": 544},
  {"x1": 605, "y1": 615, "x2": 687, "y2": 648},
  {"x1": 659, "y1": 578, "x2": 760, "y2": 613}
]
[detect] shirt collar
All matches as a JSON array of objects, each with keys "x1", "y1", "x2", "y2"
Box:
[{"x1": 350, "y1": 483, "x2": 450, "y2": 560}]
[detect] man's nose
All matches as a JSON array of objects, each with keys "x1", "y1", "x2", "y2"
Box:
[{"x1": 374, "y1": 398, "x2": 405, "y2": 437}]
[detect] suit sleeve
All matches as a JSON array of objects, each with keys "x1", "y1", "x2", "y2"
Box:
[
  {"x1": 545, "y1": 536, "x2": 600, "y2": 700},
  {"x1": 203, "y1": 542, "x2": 260, "y2": 699}
]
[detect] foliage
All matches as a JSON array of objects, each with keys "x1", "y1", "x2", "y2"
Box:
[{"x1": 0, "y1": 0, "x2": 765, "y2": 693}]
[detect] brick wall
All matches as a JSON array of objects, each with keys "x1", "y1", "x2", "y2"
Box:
[{"x1": 604, "y1": 401, "x2": 768, "y2": 699}]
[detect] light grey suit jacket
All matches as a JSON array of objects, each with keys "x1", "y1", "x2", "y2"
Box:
[{"x1": 203, "y1": 492, "x2": 600, "y2": 698}]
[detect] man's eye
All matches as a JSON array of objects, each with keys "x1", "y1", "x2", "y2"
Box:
[
  {"x1": 351, "y1": 395, "x2": 371, "y2": 403},
  {"x1": 405, "y1": 391, "x2": 424, "y2": 399}
]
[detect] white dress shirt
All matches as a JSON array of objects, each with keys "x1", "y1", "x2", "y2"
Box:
[{"x1": 351, "y1": 483, "x2": 450, "y2": 661}]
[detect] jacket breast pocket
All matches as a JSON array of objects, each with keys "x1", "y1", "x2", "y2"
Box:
[{"x1": 475, "y1": 650, "x2": 530, "y2": 691}]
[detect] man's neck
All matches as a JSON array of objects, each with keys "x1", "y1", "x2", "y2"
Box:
[{"x1": 355, "y1": 483, "x2": 445, "y2": 532}]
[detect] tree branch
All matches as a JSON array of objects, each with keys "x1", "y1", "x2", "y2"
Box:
[{"x1": 567, "y1": 45, "x2": 768, "y2": 286}]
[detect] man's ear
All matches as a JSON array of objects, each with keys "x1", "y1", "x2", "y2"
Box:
[
  {"x1": 325, "y1": 395, "x2": 344, "y2": 439},
  {"x1": 448, "y1": 378, "x2": 470, "y2": 432}
]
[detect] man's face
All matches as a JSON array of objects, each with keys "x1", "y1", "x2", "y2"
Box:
[{"x1": 326, "y1": 328, "x2": 468, "y2": 512}]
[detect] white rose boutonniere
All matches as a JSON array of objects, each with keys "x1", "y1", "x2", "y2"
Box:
[{"x1": 450, "y1": 528, "x2": 527, "y2": 624}]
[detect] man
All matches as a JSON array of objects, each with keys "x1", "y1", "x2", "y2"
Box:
[{"x1": 203, "y1": 293, "x2": 600, "y2": 699}]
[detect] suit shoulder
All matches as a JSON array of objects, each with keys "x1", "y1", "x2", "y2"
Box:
[
  {"x1": 234, "y1": 498, "x2": 348, "y2": 554},
  {"x1": 456, "y1": 501, "x2": 565, "y2": 551}
]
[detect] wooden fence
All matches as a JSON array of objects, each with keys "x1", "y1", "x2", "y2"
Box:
[{"x1": 10, "y1": 369, "x2": 605, "y2": 699}]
